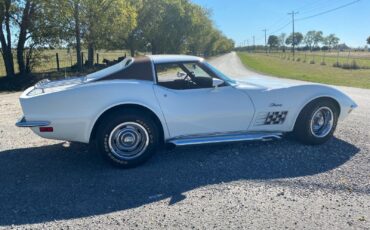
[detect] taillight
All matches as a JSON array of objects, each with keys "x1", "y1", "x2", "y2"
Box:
[{"x1": 39, "y1": 127, "x2": 53, "y2": 132}]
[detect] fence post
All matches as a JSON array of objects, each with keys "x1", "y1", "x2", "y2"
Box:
[
  {"x1": 56, "y1": 53, "x2": 60, "y2": 72},
  {"x1": 96, "y1": 53, "x2": 99, "y2": 64}
]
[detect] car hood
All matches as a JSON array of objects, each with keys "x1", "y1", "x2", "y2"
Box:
[{"x1": 234, "y1": 76, "x2": 308, "y2": 90}]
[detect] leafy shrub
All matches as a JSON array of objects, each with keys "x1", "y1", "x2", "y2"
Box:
[
  {"x1": 320, "y1": 61, "x2": 326, "y2": 66},
  {"x1": 351, "y1": 60, "x2": 359, "y2": 69},
  {"x1": 296, "y1": 57, "x2": 301, "y2": 62},
  {"x1": 341, "y1": 60, "x2": 359, "y2": 70},
  {"x1": 310, "y1": 60, "x2": 315, "y2": 64},
  {"x1": 333, "y1": 62, "x2": 341, "y2": 68}
]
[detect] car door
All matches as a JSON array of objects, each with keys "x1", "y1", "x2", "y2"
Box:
[{"x1": 153, "y1": 62, "x2": 255, "y2": 138}]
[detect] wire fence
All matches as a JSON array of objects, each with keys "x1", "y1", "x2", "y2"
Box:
[{"x1": 247, "y1": 50, "x2": 370, "y2": 70}]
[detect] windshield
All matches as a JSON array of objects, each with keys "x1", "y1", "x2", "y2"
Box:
[{"x1": 203, "y1": 62, "x2": 237, "y2": 85}]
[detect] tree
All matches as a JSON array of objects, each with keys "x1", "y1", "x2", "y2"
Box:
[
  {"x1": 187, "y1": 5, "x2": 216, "y2": 55},
  {"x1": 267, "y1": 35, "x2": 279, "y2": 48},
  {"x1": 79, "y1": 0, "x2": 115, "y2": 67},
  {"x1": 1, "y1": 0, "x2": 60, "y2": 75},
  {"x1": 367, "y1": 36, "x2": 370, "y2": 45},
  {"x1": 313, "y1": 31, "x2": 323, "y2": 48},
  {"x1": 304, "y1": 30, "x2": 316, "y2": 51},
  {"x1": 117, "y1": 0, "x2": 142, "y2": 57},
  {"x1": 285, "y1": 32, "x2": 303, "y2": 47},
  {"x1": 48, "y1": 0, "x2": 83, "y2": 71},
  {"x1": 0, "y1": 0, "x2": 15, "y2": 77},
  {"x1": 138, "y1": 0, "x2": 195, "y2": 54},
  {"x1": 84, "y1": 0, "x2": 140, "y2": 61},
  {"x1": 1, "y1": 0, "x2": 234, "y2": 77},
  {"x1": 73, "y1": 0, "x2": 82, "y2": 70},
  {"x1": 16, "y1": 0, "x2": 37, "y2": 74},
  {"x1": 324, "y1": 34, "x2": 339, "y2": 50}
]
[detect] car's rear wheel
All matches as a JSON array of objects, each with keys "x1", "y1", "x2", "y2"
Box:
[
  {"x1": 293, "y1": 99, "x2": 339, "y2": 145},
  {"x1": 96, "y1": 110, "x2": 158, "y2": 168}
]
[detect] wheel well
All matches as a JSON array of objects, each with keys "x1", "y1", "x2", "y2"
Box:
[
  {"x1": 90, "y1": 104, "x2": 165, "y2": 146},
  {"x1": 310, "y1": 97, "x2": 341, "y2": 115},
  {"x1": 294, "y1": 96, "x2": 341, "y2": 129}
]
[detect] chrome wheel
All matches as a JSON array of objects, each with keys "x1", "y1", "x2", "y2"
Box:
[
  {"x1": 108, "y1": 122, "x2": 149, "y2": 160},
  {"x1": 310, "y1": 107, "x2": 334, "y2": 138}
]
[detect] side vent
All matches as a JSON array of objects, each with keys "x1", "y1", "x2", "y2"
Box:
[{"x1": 254, "y1": 111, "x2": 288, "y2": 126}]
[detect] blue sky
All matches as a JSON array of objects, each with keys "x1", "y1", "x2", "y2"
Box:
[{"x1": 191, "y1": 0, "x2": 369, "y2": 47}]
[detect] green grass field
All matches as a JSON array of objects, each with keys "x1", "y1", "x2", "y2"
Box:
[{"x1": 237, "y1": 52, "x2": 370, "y2": 89}]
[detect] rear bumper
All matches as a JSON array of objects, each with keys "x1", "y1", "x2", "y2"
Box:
[{"x1": 15, "y1": 116, "x2": 50, "y2": 127}]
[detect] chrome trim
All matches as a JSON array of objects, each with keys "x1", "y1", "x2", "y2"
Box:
[
  {"x1": 15, "y1": 116, "x2": 50, "y2": 127},
  {"x1": 310, "y1": 106, "x2": 334, "y2": 138},
  {"x1": 167, "y1": 132, "x2": 282, "y2": 146},
  {"x1": 108, "y1": 122, "x2": 149, "y2": 160}
]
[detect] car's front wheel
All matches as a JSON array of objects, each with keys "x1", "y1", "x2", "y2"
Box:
[
  {"x1": 293, "y1": 99, "x2": 339, "y2": 145},
  {"x1": 96, "y1": 110, "x2": 159, "y2": 168}
]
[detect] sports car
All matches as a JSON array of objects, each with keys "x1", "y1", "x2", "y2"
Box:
[{"x1": 16, "y1": 55, "x2": 357, "y2": 168}]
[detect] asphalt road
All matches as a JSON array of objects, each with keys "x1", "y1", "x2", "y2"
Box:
[{"x1": 0, "y1": 53, "x2": 369, "y2": 229}]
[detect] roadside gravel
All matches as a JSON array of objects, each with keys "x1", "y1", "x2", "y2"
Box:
[{"x1": 0, "y1": 53, "x2": 369, "y2": 229}]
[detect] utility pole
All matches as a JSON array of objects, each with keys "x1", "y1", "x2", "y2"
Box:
[
  {"x1": 288, "y1": 11, "x2": 298, "y2": 59},
  {"x1": 262, "y1": 29, "x2": 267, "y2": 53}
]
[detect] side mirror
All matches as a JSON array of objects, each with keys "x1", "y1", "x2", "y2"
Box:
[
  {"x1": 177, "y1": 72, "x2": 187, "y2": 78},
  {"x1": 212, "y1": 78, "x2": 224, "y2": 88}
]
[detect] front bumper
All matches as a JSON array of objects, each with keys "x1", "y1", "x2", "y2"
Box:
[{"x1": 15, "y1": 116, "x2": 50, "y2": 127}]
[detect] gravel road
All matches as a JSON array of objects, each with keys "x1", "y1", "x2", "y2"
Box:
[{"x1": 0, "y1": 53, "x2": 369, "y2": 229}]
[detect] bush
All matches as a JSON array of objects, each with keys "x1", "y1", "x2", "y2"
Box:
[
  {"x1": 341, "y1": 60, "x2": 359, "y2": 70},
  {"x1": 352, "y1": 60, "x2": 359, "y2": 69},
  {"x1": 333, "y1": 62, "x2": 341, "y2": 68},
  {"x1": 341, "y1": 63, "x2": 351, "y2": 69},
  {"x1": 296, "y1": 57, "x2": 301, "y2": 62},
  {"x1": 320, "y1": 61, "x2": 326, "y2": 66},
  {"x1": 310, "y1": 60, "x2": 315, "y2": 64}
]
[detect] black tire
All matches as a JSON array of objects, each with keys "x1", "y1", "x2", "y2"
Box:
[
  {"x1": 293, "y1": 98, "x2": 339, "y2": 145},
  {"x1": 96, "y1": 109, "x2": 159, "y2": 168}
]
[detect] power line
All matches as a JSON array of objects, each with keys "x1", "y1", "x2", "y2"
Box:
[
  {"x1": 296, "y1": 0, "x2": 360, "y2": 21},
  {"x1": 257, "y1": 0, "x2": 360, "y2": 45},
  {"x1": 268, "y1": 21, "x2": 291, "y2": 35},
  {"x1": 266, "y1": 16, "x2": 290, "y2": 31},
  {"x1": 295, "y1": 0, "x2": 341, "y2": 15}
]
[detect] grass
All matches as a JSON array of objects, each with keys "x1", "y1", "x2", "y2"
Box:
[{"x1": 237, "y1": 52, "x2": 370, "y2": 89}]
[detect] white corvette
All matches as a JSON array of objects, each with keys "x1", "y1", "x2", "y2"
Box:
[{"x1": 16, "y1": 55, "x2": 357, "y2": 168}]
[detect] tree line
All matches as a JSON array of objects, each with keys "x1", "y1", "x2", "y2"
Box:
[
  {"x1": 0, "y1": 0, "x2": 234, "y2": 78},
  {"x1": 267, "y1": 31, "x2": 341, "y2": 51}
]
